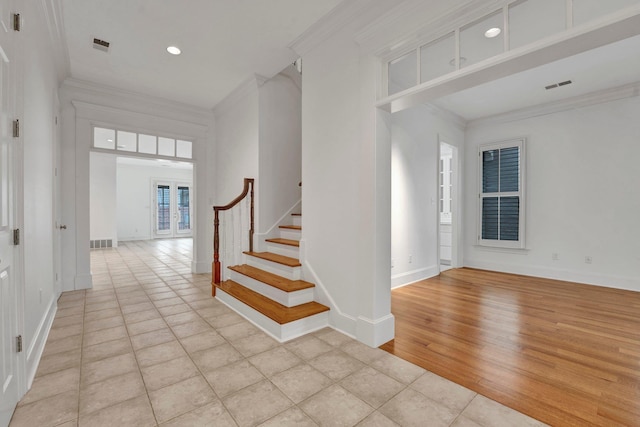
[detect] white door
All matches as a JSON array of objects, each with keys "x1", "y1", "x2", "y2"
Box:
[
  {"x1": 0, "y1": 3, "x2": 21, "y2": 425},
  {"x1": 153, "y1": 182, "x2": 192, "y2": 238}
]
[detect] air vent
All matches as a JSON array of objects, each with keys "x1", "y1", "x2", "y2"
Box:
[
  {"x1": 93, "y1": 38, "x2": 110, "y2": 52},
  {"x1": 545, "y1": 80, "x2": 572, "y2": 90}
]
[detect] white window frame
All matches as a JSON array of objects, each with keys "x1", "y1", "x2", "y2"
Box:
[{"x1": 477, "y1": 138, "x2": 526, "y2": 249}]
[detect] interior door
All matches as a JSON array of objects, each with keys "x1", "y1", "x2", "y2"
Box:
[{"x1": 0, "y1": 2, "x2": 20, "y2": 424}]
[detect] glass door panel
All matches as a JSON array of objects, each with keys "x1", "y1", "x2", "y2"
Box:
[
  {"x1": 155, "y1": 183, "x2": 172, "y2": 236},
  {"x1": 176, "y1": 185, "x2": 191, "y2": 234}
]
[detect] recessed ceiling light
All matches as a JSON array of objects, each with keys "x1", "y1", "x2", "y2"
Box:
[
  {"x1": 107, "y1": 139, "x2": 113, "y2": 142},
  {"x1": 167, "y1": 46, "x2": 181, "y2": 55},
  {"x1": 484, "y1": 27, "x2": 501, "y2": 38}
]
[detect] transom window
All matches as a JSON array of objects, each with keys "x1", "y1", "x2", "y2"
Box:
[
  {"x1": 478, "y1": 139, "x2": 525, "y2": 249},
  {"x1": 93, "y1": 127, "x2": 193, "y2": 159},
  {"x1": 387, "y1": 0, "x2": 640, "y2": 96}
]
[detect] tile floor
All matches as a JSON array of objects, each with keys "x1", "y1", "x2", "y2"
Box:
[{"x1": 9, "y1": 239, "x2": 547, "y2": 427}]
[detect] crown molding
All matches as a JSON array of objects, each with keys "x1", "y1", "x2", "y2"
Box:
[
  {"x1": 70, "y1": 100, "x2": 208, "y2": 136},
  {"x1": 288, "y1": 0, "x2": 376, "y2": 56},
  {"x1": 421, "y1": 103, "x2": 467, "y2": 131},
  {"x1": 61, "y1": 78, "x2": 213, "y2": 123},
  {"x1": 40, "y1": 0, "x2": 71, "y2": 81},
  {"x1": 212, "y1": 74, "x2": 267, "y2": 117},
  {"x1": 467, "y1": 81, "x2": 640, "y2": 128}
]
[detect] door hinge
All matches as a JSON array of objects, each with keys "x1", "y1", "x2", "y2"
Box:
[
  {"x1": 13, "y1": 229, "x2": 20, "y2": 245},
  {"x1": 13, "y1": 13, "x2": 21, "y2": 31},
  {"x1": 13, "y1": 120, "x2": 19, "y2": 138},
  {"x1": 16, "y1": 335, "x2": 23, "y2": 353}
]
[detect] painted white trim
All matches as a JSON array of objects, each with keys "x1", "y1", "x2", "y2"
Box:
[
  {"x1": 377, "y1": 8, "x2": 640, "y2": 114},
  {"x1": 468, "y1": 81, "x2": 640, "y2": 127},
  {"x1": 215, "y1": 290, "x2": 328, "y2": 342},
  {"x1": 71, "y1": 100, "x2": 208, "y2": 136},
  {"x1": 254, "y1": 200, "x2": 301, "y2": 252},
  {"x1": 464, "y1": 260, "x2": 640, "y2": 293},
  {"x1": 62, "y1": 78, "x2": 212, "y2": 122},
  {"x1": 391, "y1": 265, "x2": 439, "y2": 289},
  {"x1": 288, "y1": 0, "x2": 372, "y2": 56},
  {"x1": 356, "y1": 314, "x2": 395, "y2": 348},
  {"x1": 421, "y1": 103, "x2": 467, "y2": 131},
  {"x1": 25, "y1": 298, "x2": 57, "y2": 389},
  {"x1": 192, "y1": 260, "x2": 211, "y2": 274},
  {"x1": 213, "y1": 75, "x2": 267, "y2": 117},
  {"x1": 299, "y1": 243, "x2": 358, "y2": 337},
  {"x1": 74, "y1": 273, "x2": 92, "y2": 290}
]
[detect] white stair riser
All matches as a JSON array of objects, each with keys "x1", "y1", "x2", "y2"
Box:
[
  {"x1": 266, "y1": 242, "x2": 299, "y2": 258},
  {"x1": 216, "y1": 290, "x2": 329, "y2": 342},
  {"x1": 279, "y1": 229, "x2": 301, "y2": 240},
  {"x1": 246, "y1": 256, "x2": 301, "y2": 280},
  {"x1": 228, "y1": 269, "x2": 314, "y2": 307},
  {"x1": 291, "y1": 216, "x2": 302, "y2": 226}
]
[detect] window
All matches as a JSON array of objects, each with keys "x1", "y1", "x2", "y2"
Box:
[
  {"x1": 92, "y1": 127, "x2": 193, "y2": 159},
  {"x1": 478, "y1": 139, "x2": 525, "y2": 248}
]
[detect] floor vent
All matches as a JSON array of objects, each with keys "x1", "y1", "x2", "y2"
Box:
[{"x1": 90, "y1": 239, "x2": 113, "y2": 249}]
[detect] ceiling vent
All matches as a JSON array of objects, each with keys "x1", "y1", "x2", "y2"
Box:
[
  {"x1": 93, "y1": 38, "x2": 110, "y2": 52},
  {"x1": 545, "y1": 80, "x2": 572, "y2": 90}
]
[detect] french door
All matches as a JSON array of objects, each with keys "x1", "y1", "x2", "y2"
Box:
[{"x1": 153, "y1": 181, "x2": 192, "y2": 238}]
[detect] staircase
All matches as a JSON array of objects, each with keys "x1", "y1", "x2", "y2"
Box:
[{"x1": 213, "y1": 212, "x2": 329, "y2": 342}]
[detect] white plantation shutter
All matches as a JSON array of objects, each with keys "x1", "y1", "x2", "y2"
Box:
[{"x1": 479, "y1": 139, "x2": 525, "y2": 248}]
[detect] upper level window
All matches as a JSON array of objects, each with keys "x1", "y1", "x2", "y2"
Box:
[
  {"x1": 92, "y1": 127, "x2": 193, "y2": 160},
  {"x1": 478, "y1": 139, "x2": 525, "y2": 249}
]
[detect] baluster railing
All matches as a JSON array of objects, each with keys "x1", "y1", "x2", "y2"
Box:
[{"x1": 212, "y1": 178, "x2": 254, "y2": 293}]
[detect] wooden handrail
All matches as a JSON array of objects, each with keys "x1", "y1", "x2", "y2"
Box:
[{"x1": 212, "y1": 178, "x2": 254, "y2": 289}]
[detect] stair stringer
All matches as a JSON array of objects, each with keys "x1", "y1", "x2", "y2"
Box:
[
  {"x1": 254, "y1": 199, "x2": 302, "y2": 253},
  {"x1": 298, "y1": 238, "x2": 358, "y2": 338}
]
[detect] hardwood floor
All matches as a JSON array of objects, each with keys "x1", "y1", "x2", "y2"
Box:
[{"x1": 380, "y1": 268, "x2": 640, "y2": 427}]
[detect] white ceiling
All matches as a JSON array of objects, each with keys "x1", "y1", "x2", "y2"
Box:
[
  {"x1": 62, "y1": 0, "x2": 344, "y2": 109},
  {"x1": 431, "y1": 33, "x2": 640, "y2": 121}
]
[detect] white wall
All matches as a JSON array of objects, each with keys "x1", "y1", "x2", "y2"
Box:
[
  {"x1": 21, "y1": 0, "x2": 63, "y2": 386},
  {"x1": 391, "y1": 105, "x2": 464, "y2": 288},
  {"x1": 258, "y1": 70, "x2": 302, "y2": 235},
  {"x1": 214, "y1": 80, "x2": 260, "y2": 208},
  {"x1": 116, "y1": 162, "x2": 192, "y2": 241},
  {"x1": 464, "y1": 95, "x2": 640, "y2": 291},
  {"x1": 89, "y1": 152, "x2": 116, "y2": 243}
]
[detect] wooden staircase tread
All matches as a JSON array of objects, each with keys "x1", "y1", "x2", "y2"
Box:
[
  {"x1": 265, "y1": 238, "x2": 300, "y2": 247},
  {"x1": 215, "y1": 280, "x2": 329, "y2": 324},
  {"x1": 279, "y1": 225, "x2": 301, "y2": 230},
  {"x1": 229, "y1": 265, "x2": 314, "y2": 292},
  {"x1": 243, "y1": 251, "x2": 301, "y2": 267}
]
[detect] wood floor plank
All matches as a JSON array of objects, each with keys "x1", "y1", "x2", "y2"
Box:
[{"x1": 381, "y1": 268, "x2": 640, "y2": 427}]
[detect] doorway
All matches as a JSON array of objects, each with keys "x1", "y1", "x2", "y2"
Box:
[
  {"x1": 153, "y1": 181, "x2": 193, "y2": 238},
  {"x1": 439, "y1": 140, "x2": 458, "y2": 272}
]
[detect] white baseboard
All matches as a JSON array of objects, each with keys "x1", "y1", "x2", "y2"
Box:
[
  {"x1": 464, "y1": 259, "x2": 640, "y2": 292},
  {"x1": 25, "y1": 297, "x2": 57, "y2": 391},
  {"x1": 356, "y1": 314, "x2": 395, "y2": 348},
  {"x1": 391, "y1": 265, "x2": 439, "y2": 289},
  {"x1": 74, "y1": 274, "x2": 92, "y2": 290},
  {"x1": 192, "y1": 260, "x2": 212, "y2": 274}
]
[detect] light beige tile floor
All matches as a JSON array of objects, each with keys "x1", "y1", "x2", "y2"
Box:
[{"x1": 9, "y1": 239, "x2": 547, "y2": 427}]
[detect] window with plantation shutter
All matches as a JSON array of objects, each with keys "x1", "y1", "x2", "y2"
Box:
[{"x1": 478, "y1": 139, "x2": 525, "y2": 248}]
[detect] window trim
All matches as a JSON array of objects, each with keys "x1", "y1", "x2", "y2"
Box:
[{"x1": 477, "y1": 138, "x2": 526, "y2": 249}]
